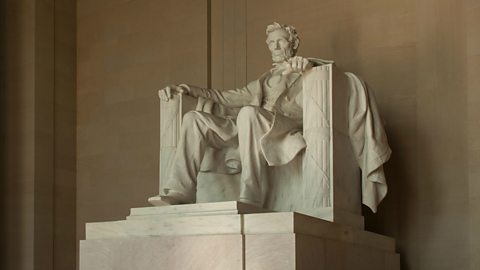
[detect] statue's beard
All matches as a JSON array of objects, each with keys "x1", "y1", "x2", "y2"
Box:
[{"x1": 271, "y1": 48, "x2": 294, "y2": 63}]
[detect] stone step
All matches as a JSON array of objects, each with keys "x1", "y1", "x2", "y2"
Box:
[
  {"x1": 127, "y1": 200, "x2": 268, "y2": 219},
  {"x1": 85, "y1": 201, "x2": 394, "y2": 252}
]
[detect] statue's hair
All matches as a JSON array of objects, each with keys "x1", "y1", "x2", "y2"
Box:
[{"x1": 265, "y1": 22, "x2": 300, "y2": 54}]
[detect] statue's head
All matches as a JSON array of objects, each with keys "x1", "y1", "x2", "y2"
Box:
[{"x1": 265, "y1": 22, "x2": 300, "y2": 63}]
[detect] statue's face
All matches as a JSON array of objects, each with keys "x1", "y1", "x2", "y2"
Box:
[{"x1": 267, "y1": 29, "x2": 294, "y2": 63}]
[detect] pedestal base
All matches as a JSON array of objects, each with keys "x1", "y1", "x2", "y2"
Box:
[{"x1": 80, "y1": 201, "x2": 399, "y2": 270}]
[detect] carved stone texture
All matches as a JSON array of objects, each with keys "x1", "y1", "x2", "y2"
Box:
[
  {"x1": 302, "y1": 65, "x2": 332, "y2": 208},
  {"x1": 158, "y1": 94, "x2": 197, "y2": 192},
  {"x1": 158, "y1": 93, "x2": 179, "y2": 191}
]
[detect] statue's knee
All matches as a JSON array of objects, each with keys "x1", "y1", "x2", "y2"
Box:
[
  {"x1": 182, "y1": 111, "x2": 201, "y2": 127},
  {"x1": 237, "y1": 106, "x2": 258, "y2": 123}
]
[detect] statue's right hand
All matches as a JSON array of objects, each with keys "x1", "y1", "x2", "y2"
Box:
[{"x1": 158, "y1": 84, "x2": 189, "y2": 102}]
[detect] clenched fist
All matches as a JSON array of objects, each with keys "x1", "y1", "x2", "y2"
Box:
[
  {"x1": 280, "y1": 56, "x2": 313, "y2": 75},
  {"x1": 158, "y1": 84, "x2": 190, "y2": 102}
]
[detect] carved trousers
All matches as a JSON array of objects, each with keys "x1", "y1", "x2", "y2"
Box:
[{"x1": 162, "y1": 106, "x2": 274, "y2": 206}]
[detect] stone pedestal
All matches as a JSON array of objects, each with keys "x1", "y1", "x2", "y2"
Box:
[{"x1": 80, "y1": 201, "x2": 399, "y2": 270}]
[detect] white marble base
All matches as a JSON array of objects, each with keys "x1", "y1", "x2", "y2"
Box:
[
  {"x1": 246, "y1": 234, "x2": 399, "y2": 270},
  {"x1": 80, "y1": 201, "x2": 399, "y2": 270},
  {"x1": 81, "y1": 234, "x2": 243, "y2": 270}
]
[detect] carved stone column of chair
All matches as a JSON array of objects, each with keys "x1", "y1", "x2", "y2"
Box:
[
  {"x1": 301, "y1": 64, "x2": 364, "y2": 229},
  {"x1": 158, "y1": 93, "x2": 198, "y2": 193}
]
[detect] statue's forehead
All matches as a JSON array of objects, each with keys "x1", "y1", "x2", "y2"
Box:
[{"x1": 267, "y1": 29, "x2": 289, "y2": 40}]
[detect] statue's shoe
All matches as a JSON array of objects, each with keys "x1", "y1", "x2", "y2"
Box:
[
  {"x1": 147, "y1": 195, "x2": 179, "y2": 206},
  {"x1": 238, "y1": 198, "x2": 262, "y2": 207},
  {"x1": 148, "y1": 190, "x2": 188, "y2": 206}
]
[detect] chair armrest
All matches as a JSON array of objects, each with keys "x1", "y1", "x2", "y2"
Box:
[
  {"x1": 159, "y1": 93, "x2": 198, "y2": 147},
  {"x1": 158, "y1": 93, "x2": 198, "y2": 190},
  {"x1": 302, "y1": 65, "x2": 332, "y2": 207}
]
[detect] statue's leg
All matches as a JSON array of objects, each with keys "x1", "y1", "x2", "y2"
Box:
[
  {"x1": 160, "y1": 111, "x2": 237, "y2": 204},
  {"x1": 236, "y1": 106, "x2": 274, "y2": 207}
]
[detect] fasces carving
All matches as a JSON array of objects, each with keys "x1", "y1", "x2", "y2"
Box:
[
  {"x1": 158, "y1": 94, "x2": 180, "y2": 189},
  {"x1": 302, "y1": 66, "x2": 331, "y2": 208}
]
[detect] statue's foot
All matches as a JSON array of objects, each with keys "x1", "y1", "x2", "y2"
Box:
[
  {"x1": 148, "y1": 195, "x2": 179, "y2": 206},
  {"x1": 148, "y1": 190, "x2": 188, "y2": 206},
  {"x1": 238, "y1": 198, "x2": 262, "y2": 207}
]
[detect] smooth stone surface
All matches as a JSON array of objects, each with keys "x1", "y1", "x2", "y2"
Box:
[
  {"x1": 246, "y1": 234, "x2": 398, "y2": 270},
  {"x1": 81, "y1": 233, "x2": 399, "y2": 270},
  {"x1": 86, "y1": 214, "x2": 243, "y2": 239},
  {"x1": 86, "y1": 202, "x2": 392, "y2": 251},
  {"x1": 246, "y1": 234, "x2": 297, "y2": 270},
  {"x1": 243, "y1": 212, "x2": 395, "y2": 252},
  {"x1": 80, "y1": 202, "x2": 399, "y2": 270},
  {"x1": 297, "y1": 206, "x2": 365, "y2": 230},
  {"x1": 87, "y1": 201, "x2": 267, "y2": 239},
  {"x1": 128, "y1": 200, "x2": 268, "y2": 219},
  {"x1": 80, "y1": 234, "x2": 243, "y2": 270}
]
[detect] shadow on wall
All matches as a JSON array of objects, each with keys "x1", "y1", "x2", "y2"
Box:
[
  {"x1": 0, "y1": 0, "x2": 30, "y2": 268},
  {"x1": 363, "y1": 126, "x2": 416, "y2": 270},
  {"x1": 0, "y1": 0, "x2": 5, "y2": 265},
  {"x1": 307, "y1": 15, "x2": 420, "y2": 268},
  {"x1": 341, "y1": 25, "x2": 417, "y2": 270}
]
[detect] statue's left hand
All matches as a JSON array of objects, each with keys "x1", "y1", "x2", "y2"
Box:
[
  {"x1": 158, "y1": 84, "x2": 190, "y2": 102},
  {"x1": 283, "y1": 56, "x2": 312, "y2": 75}
]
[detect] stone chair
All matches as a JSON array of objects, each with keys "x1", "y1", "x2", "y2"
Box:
[{"x1": 157, "y1": 64, "x2": 374, "y2": 229}]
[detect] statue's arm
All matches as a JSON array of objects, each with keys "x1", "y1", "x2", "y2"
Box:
[{"x1": 184, "y1": 80, "x2": 261, "y2": 108}]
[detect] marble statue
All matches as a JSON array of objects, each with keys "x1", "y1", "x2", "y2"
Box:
[
  {"x1": 80, "y1": 23, "x2": 399, "y2": 270},
  {"x1": 148, "y1": 22, "x2": 391, "y2": 217}
]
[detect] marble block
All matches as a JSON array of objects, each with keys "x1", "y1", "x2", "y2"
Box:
[
  {"x1": 80, "y1": 202, "x2": 399, "y2": 270},
  {"x1": 128, "y1": 200, "x2": 268, "y2": 219},
  {"x1": 80, "y1": 234, "x2": 243, "y2": 270},
  {"x1": 86, "y1": 201, "x2": 266, "y2": 239},
  {"x1": 246, "y1": 234, "x2": 400, "y2": 270}
]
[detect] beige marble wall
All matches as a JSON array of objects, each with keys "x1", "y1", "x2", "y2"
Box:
[
  {"x1": 1, "y1": 1, "x2": 36, "y2": 269},
  {"x1": 34, "y1": 0, "x2": 56, "y2": 267},
  {"x1": 53, "y1": 1, "x2": 77, "y2": 268},
  {"x1": 466, "y1": 2, "x2": 480, "y2": 270},
  {"x1": 0, "y1": 0, "x2": 76, "y2": 270},
  {"x1": 76, "y1": 0, "x2": 208, "y2": 245},
  {"x1": 210, "y1": 0, "x2": 247, "y2": 89}
]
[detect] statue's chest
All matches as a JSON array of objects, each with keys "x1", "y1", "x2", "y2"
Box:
[{"x1": 266, "y1": 73, "x2": 284, "y2": 87}]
